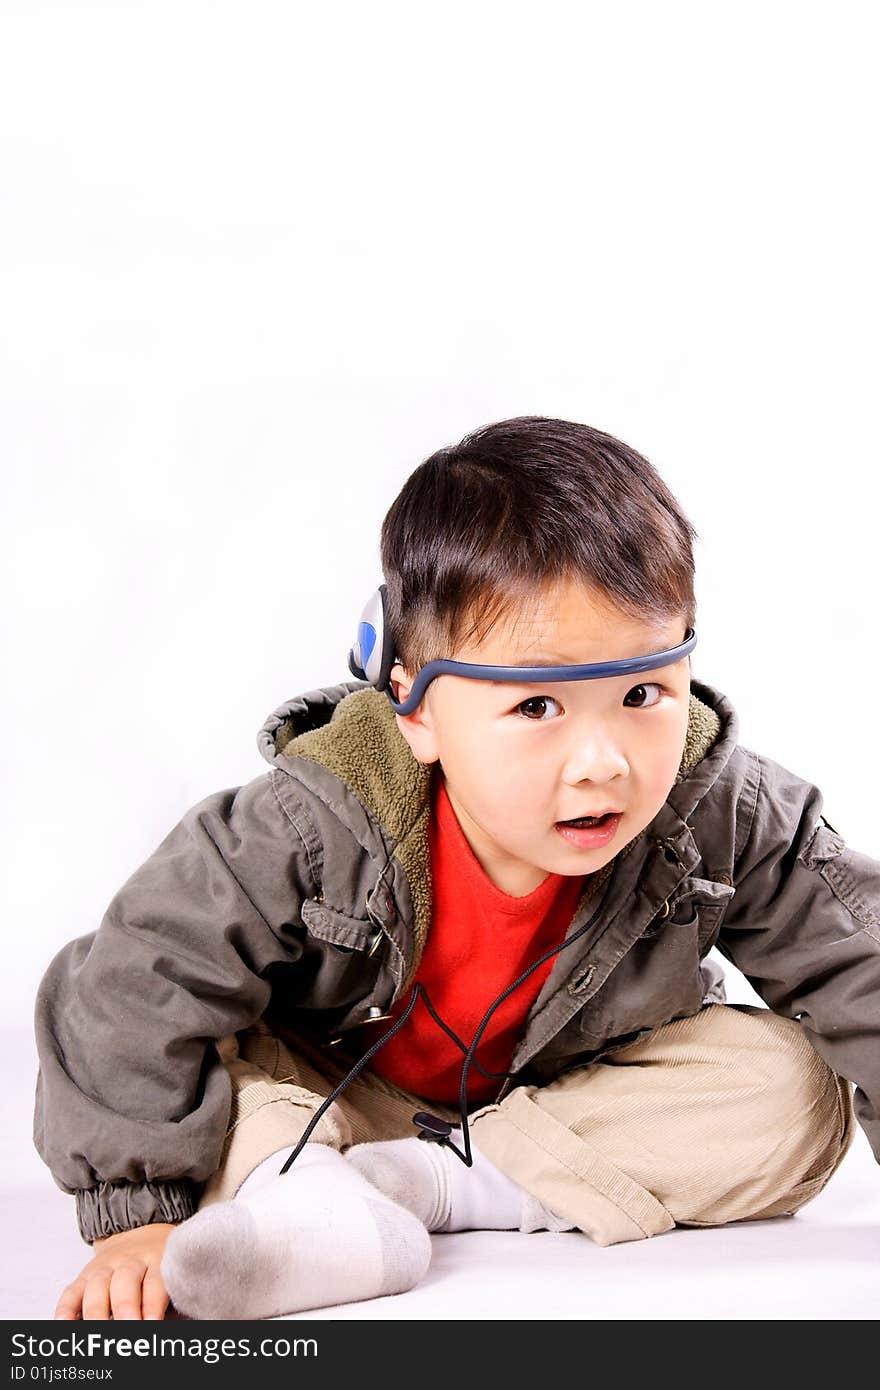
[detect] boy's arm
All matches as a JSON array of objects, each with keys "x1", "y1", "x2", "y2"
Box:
[
  {"x1": 715, "y1": 750, "x2": 880, "y2": 1162},
  {"x1": 33, "y1": 769, "x2": 315, "y2": 1244}
]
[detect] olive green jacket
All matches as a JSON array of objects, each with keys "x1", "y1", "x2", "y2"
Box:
[{"x1": 33, "y1": 676, "x2": 880, "y2": 1242}]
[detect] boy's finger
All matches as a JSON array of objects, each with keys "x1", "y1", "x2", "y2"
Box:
[
  {"x1": 109, "y1": 1263, "x2": 147, "y2": 1321},
  {"x1": 141, "y1": 1269, "x2": 170, "y2": 1321},
  {"x1": 81, "y1": 1270, "x2": 112, "y2": 1321},
  {"x1": 54, "y1": 1278, "x2": 86, "y2": 1320}
]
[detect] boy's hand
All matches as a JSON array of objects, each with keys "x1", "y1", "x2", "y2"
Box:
[{"x1": 55, "y1": 1223, "x2": 176, "y2": 1320}]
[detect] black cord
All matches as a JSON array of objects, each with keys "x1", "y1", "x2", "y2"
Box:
[
  {"x1": 276, "y1": 982, "x2": 421, "y2": 1174},
  {"x1": 277, "y1": 869, "x2": 615, "y2": 1175}
]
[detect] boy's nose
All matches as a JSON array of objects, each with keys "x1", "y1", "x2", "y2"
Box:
[{"x1": 562, "y1": 744, "x2": 629, "y2": 785}]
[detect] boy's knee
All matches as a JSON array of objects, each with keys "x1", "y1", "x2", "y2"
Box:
[
  {"x1": 738, "y1": 1013, "x2": 855, "y2": 1208},
  {"x1": 751, "y1": 1014, "x2": 844, "y2": 1137}
]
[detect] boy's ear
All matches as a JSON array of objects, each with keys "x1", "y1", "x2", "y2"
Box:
[{"x1": 388, "y1": 662, "x2": 440, "y2": 766}]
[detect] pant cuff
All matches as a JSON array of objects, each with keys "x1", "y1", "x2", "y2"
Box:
[{"x1": 469, "y1": 1088, "x2": 676, "y2": 1247}]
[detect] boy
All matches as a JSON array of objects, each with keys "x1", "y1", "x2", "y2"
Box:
[{"x1": 36, "y1": 417, "x2": 876, "y2": 1321}]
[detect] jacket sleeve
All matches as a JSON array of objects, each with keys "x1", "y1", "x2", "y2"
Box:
[
  {"x1": 33, "y1": 769, "x2": 315, "y2": 1243},
  {"x1": 715, "y1": 750, "x2": 880, "y2": 1162}
]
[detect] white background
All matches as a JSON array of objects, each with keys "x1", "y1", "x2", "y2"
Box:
[{"x1": 3, "y1": 0, "x2": 878, "y2": 1031}]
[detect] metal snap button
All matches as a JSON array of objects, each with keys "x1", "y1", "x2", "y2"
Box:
[
  {"x1": 642, "y1": 898, "x2": 672, "y2": 937},
  {"x1": 359, "y1": 1006, "x2": 394, "y2": 1026}
]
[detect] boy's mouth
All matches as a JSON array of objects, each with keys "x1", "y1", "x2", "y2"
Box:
[
  {"x1": 556, "y1": 810, "x2": 620, "y2": 827},
  {"x1": 555, "y1": 811, "x2": 622, "y2": 848}
]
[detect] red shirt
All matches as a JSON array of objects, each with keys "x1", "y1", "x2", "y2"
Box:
[{"x1": 366, "y1": 771, "x2": 586, "y2": 1105}]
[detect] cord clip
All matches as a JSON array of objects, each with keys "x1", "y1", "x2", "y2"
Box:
[{"x1": 412, "y1": 1110, "x2": 454, "y2": 1144}]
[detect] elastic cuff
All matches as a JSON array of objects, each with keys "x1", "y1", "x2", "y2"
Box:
[{"x1": 75, "y1": 1179, "x2": 197, "y2": 1244}]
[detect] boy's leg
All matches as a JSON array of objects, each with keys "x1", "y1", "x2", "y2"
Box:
[
  {"x1": 197, "y1": 1017, "x2": 461, "y2": 1208},
  {"x1": 212, "y1": 1022, "x2": 571, "y2": 1235},
  {"x1": 466, "y1": 1003, "x2": 856, "y2": 1247}
]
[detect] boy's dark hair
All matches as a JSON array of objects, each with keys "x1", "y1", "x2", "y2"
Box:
[{"x1": 380, "y1": 416, "x2": 699, "y2": 677}]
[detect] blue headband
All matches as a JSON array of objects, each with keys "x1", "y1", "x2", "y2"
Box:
[{"x1": 385, "y1": 628, "x2": 697, "y2": 715}]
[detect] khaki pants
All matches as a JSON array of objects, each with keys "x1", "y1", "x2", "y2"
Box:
[{"x1": 198, "y1": 1002, "x2": 856, "y2": 1248}]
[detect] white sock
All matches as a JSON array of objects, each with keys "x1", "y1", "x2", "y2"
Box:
[
  {"x1": 160, "y1": 1142, "x2": 432, "y2": 1319},
  {"x1": 345, "y1": 1132, "x2": 576, "y2": 1233},
  {"x1": 238, "y1": 1145, "x2": 306, "y2": 1198}
]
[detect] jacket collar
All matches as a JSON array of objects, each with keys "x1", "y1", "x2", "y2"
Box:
[{"x1": 257, "y1": 675, "x2": 740, "y2": 996}]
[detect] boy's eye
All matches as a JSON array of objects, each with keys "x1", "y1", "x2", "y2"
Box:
[
  {"x1": 514, "y1": 683, "x2": 666, "y2": 720},
  {"x1": 515, "y1": 695, "x2": 563, "y2": 721},
  {"x1": 623, "y1": 682, "x2": 666, "y2": 709}
]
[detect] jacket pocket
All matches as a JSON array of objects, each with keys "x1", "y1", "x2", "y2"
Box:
[
  {"x1": 300, "y1": 897, "x2": 380, "y2": 951},
  {"x1": 278, "y1": 898, "x2": 383, "y2": 1010},
  {"x1": 642, "y1": 875, "x2": 736, "y2": 953},
  {"x1": 580, "y1": 876, "x2": 735, "y2": 1040},
  {"x1": 797, "y1": 819, "x2": 880, "y2": 939}
]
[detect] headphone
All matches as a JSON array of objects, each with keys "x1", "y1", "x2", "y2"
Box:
[{"x1": 347, "y1": 584, "x2": 399, "y2": 698}]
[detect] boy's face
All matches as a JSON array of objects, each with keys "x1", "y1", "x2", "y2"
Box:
[{"x1": 389, "y1": 577, "x2": 692, "y2": 898}]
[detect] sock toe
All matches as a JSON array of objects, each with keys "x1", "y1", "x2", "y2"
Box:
[{"x1": 162, "y1": 1203, "x2": 268, "y2": 1320}]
